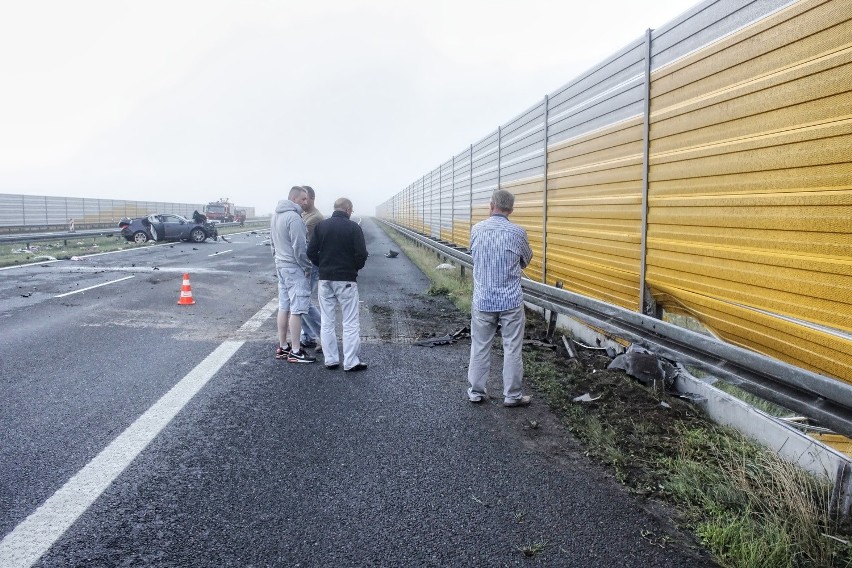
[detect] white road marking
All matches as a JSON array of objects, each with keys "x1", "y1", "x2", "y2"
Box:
[
  {"x1": 0, "y1": 260, "x2": 61, "y2": 271},
  {"x1": 208, "y1": 249, "x2": 233, "y2": 257},
  {"x1": 0, "y1": 297, "x2": 280, "y2": 568},
  {"x1": 54, "y1": 275, "x2": 135, "y2": 298}
]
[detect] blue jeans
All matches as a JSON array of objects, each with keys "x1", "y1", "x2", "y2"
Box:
[{"x1": 300, "y1": 264, "x2": 321, "y2": 344}]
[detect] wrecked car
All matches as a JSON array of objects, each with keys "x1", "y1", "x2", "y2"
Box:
[{"x1": 118, "y1": 214, "x2": 218, "y2": 244}]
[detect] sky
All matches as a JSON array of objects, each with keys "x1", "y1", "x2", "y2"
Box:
[{"x1": 0, "y1": 0, "x2": 699, "y2": 216}]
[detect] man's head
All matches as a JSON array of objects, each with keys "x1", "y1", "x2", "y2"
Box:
[
  {"x1": 302, "y1": 185, "x2": 316, "y2": 213},
  {"x1": 490, "y1": 189, "x2": 515, "y2": 215},
  {"x1": 288, "y1": 185, "x2": 309, "y2": 208},
  {"x1": 333, "y1": 198, "x2": 354, "y2": 217}
]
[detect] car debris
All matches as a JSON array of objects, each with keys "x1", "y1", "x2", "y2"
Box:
[
  {"x1": 20, "y1": 292, "x2": 32, "y2": 298},
  {"x1": 573, "y1": 393, "x2": 601, "y2": 403},
  {"x1": 607, "y1": 345, "x2": 677, "y2": 390},
  {"x1": 561, "y1": 335, "x2": 578, "y2": 359},
  {"x1": 414, "y1": 326, "x2": 470, "y2": 347},
  {"x1": 435, "y1": 263, "x2": 454, "y2": 270},
  {"x1": 385, "y1": 249, "x2": 399, "y2": 258},
  {"x1": 523, "y1": 339, "x2": 556, "y2": 350}
]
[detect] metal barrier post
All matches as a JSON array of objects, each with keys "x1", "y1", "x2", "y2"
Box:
[
  {"x1": 542, "y1": 94, "x2": 549, "y2": 285},
  {"x1": 639, "y1": 28, "x2": 655, "y2": 316}
]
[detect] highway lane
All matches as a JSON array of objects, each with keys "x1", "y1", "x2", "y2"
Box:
[
  {"x1": 0, "y1": 232, "x2": 277, "y2": 540},
  {"x1": 1, "y1": 221, "x2": 714, "y2": 567}
]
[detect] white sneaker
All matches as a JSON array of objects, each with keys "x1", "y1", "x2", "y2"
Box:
[{"x1": 503, "y1": 395, "x2": 531, "y2": 407}]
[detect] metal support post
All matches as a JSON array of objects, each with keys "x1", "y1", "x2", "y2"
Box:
[
  {"x1": 542, "y1": 95, "x2": 549, "y2": 285},
  {"x1": 497, "y1": 126, "x2": 502, "y2": 191},
  {"x1": 638, "y1": 28, "x2": 656, "y2": 317}
]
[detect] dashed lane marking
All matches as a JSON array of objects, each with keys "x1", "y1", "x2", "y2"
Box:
[
  {"x1": 0, "y1": 297, "x2": 280, "y2": 568},
  {"x1": 54, "y1": 275, "x2": 135, "y2": 298}
]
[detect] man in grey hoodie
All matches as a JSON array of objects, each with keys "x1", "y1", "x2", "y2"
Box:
[{"x1": 271, "y1": 186, "x2": 316, "y2": 363}]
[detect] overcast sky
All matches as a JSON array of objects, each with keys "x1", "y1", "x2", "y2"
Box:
[{"x1": 0, "y1": 0, "x2": 698, "y2": 216}]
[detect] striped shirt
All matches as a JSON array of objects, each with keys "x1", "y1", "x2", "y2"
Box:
[{"x1": 470, "y1": 214, "x2": 533, "y2": 312}]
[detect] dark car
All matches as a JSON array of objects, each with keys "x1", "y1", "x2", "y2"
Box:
[{"x1": 118, "y1": 214, "x2": 218, "y2": 243}]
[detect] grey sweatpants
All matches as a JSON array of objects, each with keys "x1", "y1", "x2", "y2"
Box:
[{"x1": 467, "y1": 304, "x2": 525, "y2": 402}]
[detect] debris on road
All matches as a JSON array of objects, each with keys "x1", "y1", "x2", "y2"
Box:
[
  {"x1": 414, "y1": 326, "x2": 470, "y2": 347},
  {"x1": 572, "y1": 393, "x2": 601, "y2": 403},
  {"x1": 32, "y1": 255, "x2": 57, "y2": 262},
  {"x1": 435, "y1": 263, "x2": 454, "y2": 270},
  {"x1": 607, "y1": 345, "x2": 677, "y2": 389},
  {"x1": 385, "y1": 249, "x2": 399, "y2": 258},
  {"x1": 20, "y1": 292, "x2": 32, "y2": 298},
  {"x1": 523, "y1": 339, "x2": 556, "y2": 350}
]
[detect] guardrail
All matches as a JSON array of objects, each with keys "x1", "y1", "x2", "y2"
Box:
[
  {"x1": 377, "y1": 218, "x2": 852, "y2": 437},
  {"x1": 0, "y1": 220, "x2": 269, "y2": 246}
]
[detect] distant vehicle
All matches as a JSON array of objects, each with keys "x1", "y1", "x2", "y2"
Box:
[
  {"x1": 118, "y1": 214, "x2": 218, "y2": 243},
  {"x1": 204, "y1": 198, "x2": 238, "y2": 223}
]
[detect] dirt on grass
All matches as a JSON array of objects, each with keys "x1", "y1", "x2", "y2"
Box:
[{"x1": 519, "y1": 310, "x2": 707, "y2": 492}]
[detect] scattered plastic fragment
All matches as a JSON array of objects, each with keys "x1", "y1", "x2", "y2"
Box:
[
  {"x1": 572, "y1": 393, "x2": 601, "y2": 403},
  {"x1": 435, "y1": 263, "x2": 454, "y2": 270},
  {"x1": 385, "y1": 249, "x2": 399, "y2": 258}
]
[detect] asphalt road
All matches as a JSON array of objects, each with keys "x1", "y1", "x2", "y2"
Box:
[{"x1": 0, "y1": 220, "x2": 715, "y2": 567}]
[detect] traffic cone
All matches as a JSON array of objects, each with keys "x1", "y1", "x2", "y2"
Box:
[{"x1": 177, "y1": 273, "x2": 195, "y2": 305}]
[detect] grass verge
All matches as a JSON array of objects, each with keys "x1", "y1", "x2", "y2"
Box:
[{"x1": 378, "y1": 221, "x2": 852, "y2": 568}]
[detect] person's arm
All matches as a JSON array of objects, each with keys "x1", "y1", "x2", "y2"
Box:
[
  {"x1": 353, "y1": 225, "x2": 368, "y2": 270},
  {"x1": 519, "y1": 231, "x2": 533, "y2": 269},
  {"x1": 288, "y1": 216, "x2": 312, "y2": 272},
  {"x1": 307, "y1": 225, "x2": 320, "y2": 266}
]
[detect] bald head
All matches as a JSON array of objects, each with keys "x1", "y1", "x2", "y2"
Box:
[{"x1": 334, "y1": 198, "x2": 353, "y2": 214}]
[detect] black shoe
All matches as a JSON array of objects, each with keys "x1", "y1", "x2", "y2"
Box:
[
  {"x1": 275, "y1": 343, "x2": 292, "y2": 360},
  {"x1": 300, "y1": 340, "x2": 317, "y2": 349},
  {"x1": 344, "y1": 362, "x2": 368, "y2": 372},
  {"x1": 325, "y1": 363, "x2": 339, "y2": 370},
  {"x1": 287, "y1": 349, "x2": 317, "y2": 363}
]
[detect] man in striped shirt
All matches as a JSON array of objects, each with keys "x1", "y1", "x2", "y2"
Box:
[{"x1": 467, "y1": 189, "x2": 534, "y2": 407}]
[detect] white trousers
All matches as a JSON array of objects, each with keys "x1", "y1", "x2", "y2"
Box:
[
  {"x1": 467, "y1": 304, "x2": 525, "y2": 401},
  {"x1": 319, "y1": 280, "x2": 362, "y2": 370}
]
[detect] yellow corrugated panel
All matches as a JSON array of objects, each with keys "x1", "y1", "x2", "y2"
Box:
[
  {"x1": 543, "y1": 116, "x2": 644, "y2": 310},
  {"x1": 645, "y1": 0, "x2": 852, "y2": 382},
  {"x1": 653, "y1": 0, "x2": 849, "y2": 101},
  {"x1": 647, "y1": 281, "x2": 852, "y2": 381},
  {"x1": 810, "y1": 433, "x2": 852, "y2": 456},
  {"x1": 651, "y1": 163, "x2": 852, "y2": 198}
]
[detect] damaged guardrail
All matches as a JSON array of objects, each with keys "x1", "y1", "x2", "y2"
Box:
[{"x1": 377, "y1": 218, "x2": 852, "y2": 438}]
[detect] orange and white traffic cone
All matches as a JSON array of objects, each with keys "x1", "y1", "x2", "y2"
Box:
[{"x1": 177, "y1": 273, "x2": 195, "y2": 305}]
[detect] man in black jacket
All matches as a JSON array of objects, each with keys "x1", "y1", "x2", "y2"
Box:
[{"x1": 307, "y1": 198, "x2": 369, "y2": 371}]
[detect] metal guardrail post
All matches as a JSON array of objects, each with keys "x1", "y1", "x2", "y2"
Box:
[{"x1": 639, "y1": 27, "x2": 654, "y2": 316}]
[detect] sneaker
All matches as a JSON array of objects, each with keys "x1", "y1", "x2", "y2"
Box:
[
  {"x1": 344, "y1": 362, "x2": 368, "y2": 372},
  {"x1": 325, "y1": 363, "x2": 339, "y2": 370},
  {"x1": 275, "y1": 343, "x2": 292, "y2": 360},
  {"x1": 503, "y1": 395, "x2": 531, "y2": 408},
  {"x1": 300, "y1": 339, "x2": 317, "y2": 349},
  {"x1": 287, "y1": 349, "x2": 317, "y2": 363},
  {"x1": 468, "y1": 393, "x2": 486, "y2": 403},
  {"x1": 315, "y1": 344, "x2": 323, "y2": 353}
]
